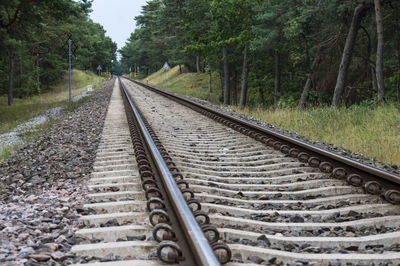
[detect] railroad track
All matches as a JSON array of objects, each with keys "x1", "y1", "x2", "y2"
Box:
[{"x1": 71, "y1": 77, "x2": 400, "y2": 265}]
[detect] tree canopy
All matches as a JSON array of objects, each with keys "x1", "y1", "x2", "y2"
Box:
[
  {"x1": 0, "y1": 0, "x2": 117, "y2": 104},
  {"x1": 121, "y1": 0, "x2": 400, "y2": 108}
]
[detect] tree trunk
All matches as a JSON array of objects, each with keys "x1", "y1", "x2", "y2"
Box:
[
  {"x1": 19, "y1": 48, "x2": 23, "y2": 90},
  {"x1": 196, "y1": 55, "x2": 200, "y2": 75},
  {"x1": 360, "y1": 25, "x2": 378, "y2": 93},
  {"x1": 397, "y1": 45, "x2": 400, "y2": 102},
  {"x1": 223, "y1": 47, "x2": 230, "y2": 105},
  {"x1": 274, "y1": 50, "x2": 281, "y2": 109},
  {"x1": 209, "y1": 71, "x2": 212, "y2": 92},
  {"x1": 370, "y1": 41, "x2": 378, "y2": 95},
  {"x1": 239, "y1": 46, "x2": 249, "y2": 108},
  {"x1": 299, "y1": 76, "x2": 312, "y2": 109},
  {"x1": 374, "y1": 0, "x2": 384, "y2": 103},
  {"x1": 179, "y1": 64, "x2": 182, "y2": 74},
  {"x1": 395, "y1": 11, "x2": 400, "y2": 102},
  {"x1": 220, "y1": 72, "x2": 224, "y2": 99},
  {"x1": 231, "y1": 71, "x2": 237, "y2": 105},
  {"x1": 299, "y1": 50, "x2": 320, "y2": 109},
  {"x1": 8, "y1": 49, "x2": 15, "y2": 106},
  {"x1": 258, "y1": 80, "x2": 265, "y2": 107},
  {"x1": 332, "y1": 4, "x2": 369, "y2": 107},
  {"x1": 371, "y1": 66, "x2": 378, "y2": 93},
  {"x1": 36, "y1": 53, "x2": 41, "y2": 96}
]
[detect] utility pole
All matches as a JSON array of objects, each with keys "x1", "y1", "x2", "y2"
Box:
[
  {"x1": 62, "y1": 34, "x2": 78, "y2": 103},
  {"x1": 68, "y1": 39, "x2": 72, "y2": 103},
  {"x1": 97, "y1": 65, "x2": 102, "y2": 83}
]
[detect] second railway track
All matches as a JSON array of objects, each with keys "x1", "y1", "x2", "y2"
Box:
[{"x1": 72, "y1": 77, "x2": 400, "y2": 265}]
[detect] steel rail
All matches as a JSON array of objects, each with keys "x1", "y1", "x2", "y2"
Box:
[
  {"x1": 123, "y1": 77, "x2": 400, "y2": 187},
  {"x1": 119, "y1": 78, "x2": 220, "y2": 266}
]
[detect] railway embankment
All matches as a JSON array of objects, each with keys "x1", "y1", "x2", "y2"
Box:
[{"x1": 0, "y1": 78, "x2": 114, "y2": 265}]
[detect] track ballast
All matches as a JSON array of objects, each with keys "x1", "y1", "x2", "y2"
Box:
[{"x1": 71, "y1": 77, "x2": 400, "y2": 265}]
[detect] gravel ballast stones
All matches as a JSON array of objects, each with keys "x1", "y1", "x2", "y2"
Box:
[
  {"x1": 0, "y1": 90, "x2": 91, "y2": 148},
  {"x1": 145, "y1": 83, "x2": 400, "y2": 176},
  {"x1": 122, "y1": 79, "x2": 400, "y2": 264},
  {"x1": 0, "y1": 107, "x2": 64, "y2": 147},
  {"x1": 0, "y1": 79, "x2": 114, "y2": 265}
]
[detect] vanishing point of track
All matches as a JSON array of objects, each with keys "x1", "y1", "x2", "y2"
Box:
[{"x1": 71, "y1": 77, "x2": 400, "y2": 265}]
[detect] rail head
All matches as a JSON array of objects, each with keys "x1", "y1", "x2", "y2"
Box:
[
  {"x1": 119, "y1": 77, "x2": 220, "y2": 266},
  {"x1": 123, "y1": 76, "x2": 400, "y2": 188}
]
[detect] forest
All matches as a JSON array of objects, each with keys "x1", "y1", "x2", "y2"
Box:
[
  {"x1": 120, "y1": 0, "x2": 400, "y2": 108},
  {"x1": 0, "y1": 0, "x2": 117, "y2": 105}
]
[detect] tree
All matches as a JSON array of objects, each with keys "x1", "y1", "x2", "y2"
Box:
[
  {"x1": 0, "y1": 0, "x2": 117, "y2": 103},
  {"x1": 239, "y1": 46, "x2": 248, "y2": 108},
  {"x1": 274, "y1": 50, "x2": 280, "y2": 108},
  {"x1": 332, "y1": 4, "x2": 370, "y2": 107},
  {"x1": 298, "y1": 49, "x2": 321, "y2": 109},
  {"x1": 222, "y1": 46, "x2": 230, "y2": 104},
  {"x1": 252, "y1": 0, "x2": 288, "y2": 107},
  {"x1": 121, "y1": 0, "x2": 400, "y2": 108},
  {"x1": 374, "y1": 0, "x2": 384, "y2": 103}
]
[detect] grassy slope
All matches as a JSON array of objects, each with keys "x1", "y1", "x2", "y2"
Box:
[
  {"x1": 0, "y1": 70, "x2": 106, "y2": 161},
  {"x1": 0, "y1": 70, "x2": 105, "y2": 134},
  {"x1": 144, "y1": 67, "x2": 400, "y2": 166},
  {"x1": 143, "y1": 66, "x2": 222, "y2": 104}
]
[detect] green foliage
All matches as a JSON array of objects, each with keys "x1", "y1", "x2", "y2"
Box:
[
  {"x1": 120, "y1": 0, "x2": 400, "y2": 108},
  {"x1": 308, "y1": 90, "x2": 332, "y2": 106},
  {"x1": 0, "y1": 0, "x2": 117, "y2": 100},
  {"x1": 278, "y1": 95, "x2": 298, "y2": 108},
  {"x1": 385, "y1": 72, "x2": 399, "y2": 101}
]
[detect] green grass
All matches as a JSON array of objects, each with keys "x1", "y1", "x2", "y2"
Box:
[
  {"x1": 0, "y1": 69, "x2": 105, "y2": 134},
  {"x1": 0, "y1": 70, "x2": 106, "y2": 162},
  {"x1": 0, "y1": 101, "x2": 59, "y2": 135},
  {"x1": 142, "y1": 66, "x2": 222, "y2": 104},
  {"x1": 144, "y1": 66, "x2": 400, "y2": 166},
  {"x1": 233, "y1": 104, "x2": 400, "y2": 166},
  {"x1": 0, "y1": 143, "x2": 21, "y2": 161}
]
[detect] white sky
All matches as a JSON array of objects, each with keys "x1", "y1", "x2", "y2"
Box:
[{"x1": 89, "y1": 0, "x2": 149, "y2": 51}]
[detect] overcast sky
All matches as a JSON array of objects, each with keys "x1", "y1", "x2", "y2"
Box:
[{"x1": 89, "y1": 0, "x2": 148, "y2": 51}]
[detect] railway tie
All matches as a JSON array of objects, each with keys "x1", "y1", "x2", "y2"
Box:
[{"x1": 71, "y1": 76, "x2": 400, "y2": 265}]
